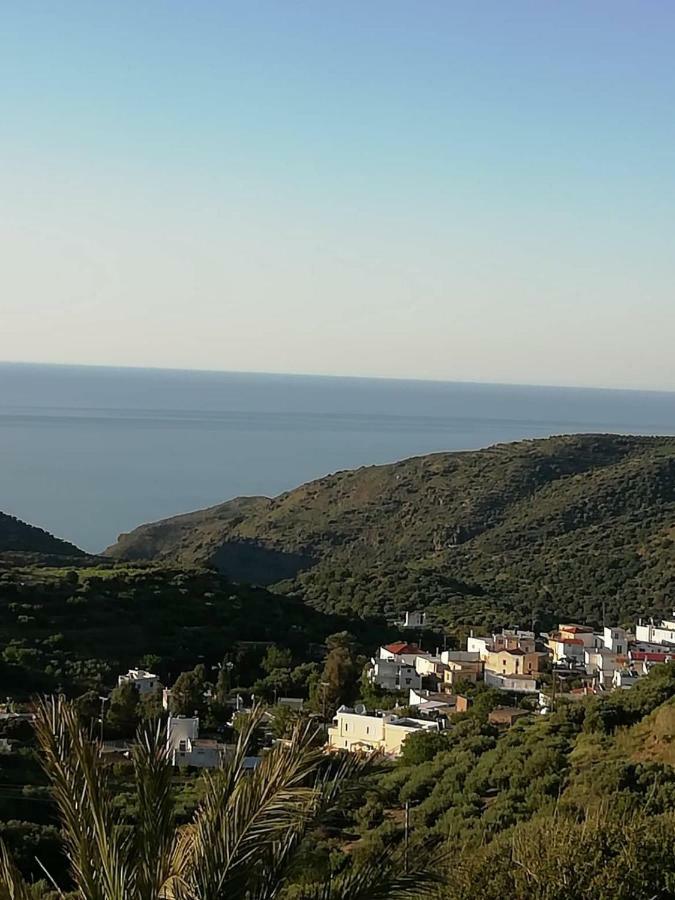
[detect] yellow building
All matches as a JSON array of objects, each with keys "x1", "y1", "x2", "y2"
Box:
[
  {"x1": 485, "y1": 648, "x2": 546, "y2": 677},
  {"x1": 442, "y1": 658, "x2": 482, "y2": 687},
  {"x1": 327, "y1": 707, "x2": 440, "y2": 757}
]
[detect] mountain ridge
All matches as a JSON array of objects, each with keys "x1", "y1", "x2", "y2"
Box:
[
  {"x1": 0, "y1": 511, "x2": 85, "y2": 558},
  {"x1": 104, "y1": 433, "x2": 675, "y2": 626}
]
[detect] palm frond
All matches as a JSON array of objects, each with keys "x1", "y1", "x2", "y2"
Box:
[
  {"x1": 292, "y1": 858, "x2": 442, "y2": 900},
  {"x1": 33, "y1": 695, "x2": 130, "y2": 900},
  {"x1": 250, "y1": 748, "x2": 385, "y2": 900},
  {"x1": 183, "y1": 712, "x2": 328, "y2": 899},
  {"x1": 0, "y1": 839, "x2": 49, "y2": 900},
  {"x1": 131, "y1": 718, "x2": 181, "y2": 900}
]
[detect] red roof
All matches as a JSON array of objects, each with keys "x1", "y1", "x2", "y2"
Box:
[
  {"x1": 631, "y1": 651, "x2": 672, "y2": 662},
  {"x1": 550, "y1": 634, "x2": 584, "y2": 645},
  {"x1": 383, "y1": 642, "x2": 419, "y2": 655}
]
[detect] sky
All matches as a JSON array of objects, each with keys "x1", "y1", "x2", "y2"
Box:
[{"x1": 1, "y1": 1, "x2": 674, "y2": 391}]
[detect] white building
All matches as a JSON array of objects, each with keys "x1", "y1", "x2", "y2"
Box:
[
  {"x1": 368, "y1": 658, "x2": 422, "y2": 692},
  {"x1": 399, "y1": 610, "x2": 426, "y2": 629},
  {"x1": 467, "y1": 629, "x2": 536, "y2": 659},
  {"x1": 584, "y1": 647, "x2": 619, "y2": 686},
  {"x1": 408, "y1": 688, "x2": 466, "y2": 715},
  {"x1": 327, "y1": 706, "x2": 440, "y2": 757},
  {"x1": 118, "y1": 669, "x2": 161, "y2": 695},
  {"x1": 466, "y1": 635, "x2": 492, "y2": 657},
  {"x1": 378, "y1": 642, "x2": 426, "y2": 666},
  {"x1": 414, "y1": 654, "x2": 446, "y2": 678},
  {"x1": 440, "y1": 650, "x2": 482, "y2": 665},
  {"x1": 612, "y1": 669, "x2": 640, "y2": 690},
  {"x1": 484, "y1": 670, "x2": 539, "y2": 694},
  {"x1": 635, "y1": 614, "x2": 675, "y2": 647},
  {"x1": 602, "y1": 626, "x2": 628, "y2": 655},
  {"x1": 166, "y1": 716, "x2": 222, "y2": 768}
]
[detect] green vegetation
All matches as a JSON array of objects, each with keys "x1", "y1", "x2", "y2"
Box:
[
  {"x1": 338, "y1": 663, "x2": 675, "y2": 899},
  {"x1": 0, "y1": 698, "x2": 435, "y2": 899},
  {"x1": 0, "y1": 511, "x2": 84, "y2": 559},
  {"x1": 105, "y1": 434, "x2": 675, "y2": 628},
  {"x1": 0, "y1": 565, "x2": 389, "y2": 698}
]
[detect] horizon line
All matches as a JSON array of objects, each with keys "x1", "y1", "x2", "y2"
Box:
[{"x1": 1, "y1": 358, "x2": 675, "y2": 399}]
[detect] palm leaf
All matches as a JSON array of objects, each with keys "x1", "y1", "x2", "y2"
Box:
[
  {"x1": 33, "y1": 695, "x2": 131, "y2": 900},
  {"x1": 131, "y1": 718, "x2": 181, "y2": 900},
  {"x1": 291, "y1": 858, "x2": 441, "y2": 900},
  {"x1": 0, "y1": 839, "x2": 44, "y2": 900}
]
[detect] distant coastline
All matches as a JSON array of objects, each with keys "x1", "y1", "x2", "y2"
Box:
[
  {"x1": 1, "y1": 362, "x2": 674, "y2": 553},
  {"x1": 2, "y1": 359, "x2": 675, "y2": 397}
]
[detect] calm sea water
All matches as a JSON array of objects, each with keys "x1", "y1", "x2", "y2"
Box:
[{"x1": 1, "y1": 362, "x2": 674, "y2": 553}]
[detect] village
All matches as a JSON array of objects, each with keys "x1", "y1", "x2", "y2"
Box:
[{"x1": 71, "y1": 608, "x2": 673, "y2": 768}]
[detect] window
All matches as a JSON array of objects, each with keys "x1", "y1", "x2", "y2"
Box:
[{"x1": 366, "y1": 726, "x2": 369, "y2": 734}]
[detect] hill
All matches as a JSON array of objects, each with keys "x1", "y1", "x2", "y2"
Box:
[
  {"x1": 0, "y1": 564, "x2": 386, "y2": 697},
  {"x1": 0, "y1": 511, "x2": 84, "y2": 558},
  {"x1": 105, "y1": 434, "x2": 675, "y2": 628}
]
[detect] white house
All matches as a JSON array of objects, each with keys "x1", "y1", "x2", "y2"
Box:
[
  {"x1": 414, "y1": 654, "x2": 445, "y2": 678},
  {"x1": 368, "y1": 658, "x2": 422, "y2": 692},
  {"x1": 466, "y1": 635, "x2": 492, "y2": 657},
  {"x1": 612, "y1": 669, "x2": 640, "y2": 690},
  {"x1": 408, "y1": 688, "x2": 467, "y2": 715},
  {"x1": 466, "y1": 629, "x2": 536, "y2": 658},
  {"x1": 484, "y1": 670, "x2": 539, "y2": 693},
  {"x1": 378, "y1": 642, "x2": 426, "y2": 666},
  {"x1": 584, "y1": 647, "x2": 619, "y2": 686},
  {"x1": 118, "y1": 669, "x2": 161, "y2": 695},
  {"x1": 635, "y1": 614, "x2": 675, "y2": 647},
  {"x1": 602, "y1": 626, "x2": 628, "y2": 655},
  {"x1": 399, "y1": 610, "x2": 426, "y2": 629},
  {"x1": 327, "y1": 706, "x2": 440, "y2": 757},
  {"x1": 166, "y1": 716, "x2": 222, "y2": 768}
]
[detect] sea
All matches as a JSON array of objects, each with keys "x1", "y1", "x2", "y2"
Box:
[{"x1": 1, "y1": 362, "x2": 674, "y2": 554}]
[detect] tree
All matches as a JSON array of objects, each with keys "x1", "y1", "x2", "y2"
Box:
[
  {"x1": 139, "y1": 690, "x2": 164, "y2": 722},
  {"x1": 315, "y1": 632, "x2": 362, "y2": 717},
  {"x1": 398, "y1": 730, "x2": 449, "y2": 766},
  {"x1": 138, "y1": 654, "x2": 162, "y2": 675},
  {"x1": 262, "y1": 645, "x2": 293, "y2": 675},
  {"x1": 269, "y1": 703, "x2": 300, "y2": 739},
  {"x1": 0, "y1": 697, "x2": 438, "y2": 898},
  {"x1": 105, "y1": 681, "x2": 140, "y2": 737},
  {"x1": 73, "y1": 690, "x2": 102, "y2": 731},
  {"x1": 169, "y1": 665, "x2": 208, "y2": 717}
]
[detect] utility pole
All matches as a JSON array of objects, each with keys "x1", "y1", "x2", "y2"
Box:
[
  {"x1": 403, "y1": 800, "x2": 410, "y2": 874},
  {"x1": 98, "y1": 695, "x2": 109, "y2": 744}
]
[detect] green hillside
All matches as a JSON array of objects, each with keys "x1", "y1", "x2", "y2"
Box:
[
  {"x1": 0, "y1": 511, "x2": 84, "y2": 558},
  {"x1": 105, "y1": 434, "x2": 675, "y2": 628},
  {"x1": 0, "y1": 563, "x2": 385, "y2": 697},
  {"x1": 351, "y1": 661, "x2": 675, "y2": 900}
]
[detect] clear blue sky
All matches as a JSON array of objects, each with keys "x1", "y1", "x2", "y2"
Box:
[{"x1": 2, "y1": 1, "x2": 674, "y2": 390}]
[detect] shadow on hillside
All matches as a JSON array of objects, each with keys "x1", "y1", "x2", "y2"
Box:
[{"x1": 211, "y1": 541, "x2": 314, "y2": 584}]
